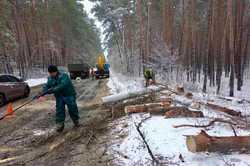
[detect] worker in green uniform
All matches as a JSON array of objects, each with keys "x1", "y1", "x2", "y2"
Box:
[
  {"x1": 144, "y1": 68, "x2": 155, "y2": 87},
  {"x1": 41, "y1": 65, "x2": 80, "y2": 132}
]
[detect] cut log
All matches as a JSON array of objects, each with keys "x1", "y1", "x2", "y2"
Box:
[
  {"x1": 206, "y1": 102, "x2": 241, "y2": 117},
  {"x1": 113, "y1": 95, "x2": 155, "y2": 110},
  {"x1": 165, "y1": 107, "x2": 204, "y2": 118},
  {"x1": 102, "y1": 85, "x2": 166, "y2": 104},
  {"x1": 159, "y1": 98, "x2": 173, "y2": 108},
  {"x1": 125, "y1": 103, "x2": 168, "y2": 115},
  {"x1": 125, "y1": 104, "x2": 204, "y2": 117},
  {"x1": 124, "y1": 95, "x2": 152, "y2": 104},
  {"x1": 186, "y1": 130, "x2": 250, "y2": 153}
]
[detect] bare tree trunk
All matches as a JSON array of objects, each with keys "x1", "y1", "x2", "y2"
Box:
[{"x1": 228, "y1": 0, "x2": 235, "y2": 97}]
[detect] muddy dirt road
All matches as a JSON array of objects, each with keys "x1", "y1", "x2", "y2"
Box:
[{"x1": 0, "y1": 79, "x2": 117, "y2": 166}]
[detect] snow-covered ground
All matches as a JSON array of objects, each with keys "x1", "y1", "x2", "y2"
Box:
[
  {"x1": 106, "y1": 72, "x2": 250, "y2": 166},
  {"x1": 25, "y1": 78, "x2": 47, "y2": 87},
  {"x1": 158, "y1": 71, "x2": 250, "y2": 100},
  {"x1": 108, "y1": 114, "x2": 250, "y2": 166},
  {"x1": 107, "y1": 70, "x2": 145, "y2": 94}
]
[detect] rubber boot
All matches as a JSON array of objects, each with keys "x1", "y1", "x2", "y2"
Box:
[
  {"x1": 73, "y1": 120, "x2": 80, "y2": 128},
  {"x1": 56, "y1": 123, "x2": 64, "y2": 133}
]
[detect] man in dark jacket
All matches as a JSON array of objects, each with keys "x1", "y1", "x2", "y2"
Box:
[
  {"x1": 144, "y1": 68, "x2": 155, "y2": 87},
  {"x1": 42, "y1": 65, "x2": 79, "y2": 132}
]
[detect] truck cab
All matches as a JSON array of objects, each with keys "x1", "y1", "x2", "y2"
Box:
[{"x1": 68, "y1": 64, "x2": 90, "y2": 80}]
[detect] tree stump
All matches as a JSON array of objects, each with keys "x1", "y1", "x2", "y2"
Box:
[
  {"x1": 185, "y1": 92, "x2": 193, "y2": 99},
  {"x1": 176, "y1": 86, "x2": 185, "y2": 94}
]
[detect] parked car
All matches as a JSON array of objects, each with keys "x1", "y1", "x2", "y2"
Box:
[{"x1": 0, "y1": 75, "x2": 30, "y2": 106}]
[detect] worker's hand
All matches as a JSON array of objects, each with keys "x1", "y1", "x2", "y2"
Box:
[
  {"x1": 38, "y1": 96, "x2": 46, "y2": 102},
  {"x1": 33, "y1": 91, "x2": 46, "y2": 100},
  {"x1": 32, "y1": 95, "x2": 39, "y2": 100},
  {"x1": 47, "y1": 88, "x2": 54, "y2": 94},
  {"x1": 33, "y1": 92, "x2": 43, "y2": 100}
]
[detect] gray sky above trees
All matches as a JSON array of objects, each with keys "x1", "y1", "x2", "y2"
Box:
[{"x1": 81, "y1": 0, "x2": 107, "y2": 56}]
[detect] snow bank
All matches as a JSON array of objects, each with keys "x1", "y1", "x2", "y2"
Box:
[{"x1": 25, "y1": 78, "x2": 47, "y2": 87}]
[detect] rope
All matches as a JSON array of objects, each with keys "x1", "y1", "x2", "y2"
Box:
[{"x1": 0, "y1": 98, "x2": 35, "y2": 121}]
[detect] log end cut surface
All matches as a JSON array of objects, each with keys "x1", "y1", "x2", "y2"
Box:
[
  {"x1": 186, "y1": 130, "x2": 250, "y2": 153},
  {"x1": 186, "y1": 136, "x2": 197, "y2": 153},
  {"x1": 186, "y1": 130, "x2": 210, "y2": 152}
]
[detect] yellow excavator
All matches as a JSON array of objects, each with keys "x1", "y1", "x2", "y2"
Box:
[{"x1": 95, "y1": 54, "x2": 110, "y2": 79}]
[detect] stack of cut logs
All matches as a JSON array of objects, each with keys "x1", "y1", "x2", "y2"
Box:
[
  {"x1": 124, "y1": 85, "x2": 204, "y2": 118},
  {"x1": 102, "y1": 85, "x2": 249, "y2": 154}
]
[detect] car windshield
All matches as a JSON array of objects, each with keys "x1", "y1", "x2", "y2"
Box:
[
  {"x1": 0, "y1": 75, "x2": 20, "y2": 82},
  {"x1": 7, "y1": 76, "x2": 20, "y2": 82},
  {"x1": 0, "y1": 76, "x2": 10, "y2": 82}
]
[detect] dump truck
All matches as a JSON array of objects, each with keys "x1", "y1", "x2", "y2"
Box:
[
  {"x1": 95, "y1": 54, "x2": 110, "y2": 79},
  {"x1": 68, "y1": 63, "x2": 90, "y2": 80}
]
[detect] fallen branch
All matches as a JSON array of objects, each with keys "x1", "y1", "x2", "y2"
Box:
[
  {"x1": 217, "y1": 96, "x2": 250, "y2": 104},
  {"x1": 186, "y1": 130, "x2": 250, "y2": 153},
  {"x1": 136, "y1": 115, "x2": 152, "y2": 128},
  {"x1": 206, "y1": 102, "x2": 242, "y2": 117},
  {"x1": 173, "y1": 118, "x2": 236, "y2": 128},
  {"x1": 133, "y1": 116, "x2": 159, "y2": 165},
  {"x1": 230, "y1": 125, "x2": 237, "y2": 136},
  {"x1": 179, "y1": 154, "x2": 185, "y2": 163}
]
